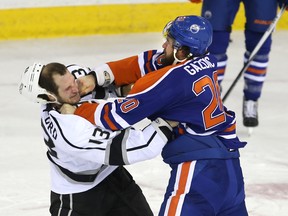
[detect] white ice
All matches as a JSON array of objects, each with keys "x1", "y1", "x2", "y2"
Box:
[{"x1": 0, "y1": 31, "x2": 287, "y2": 216}]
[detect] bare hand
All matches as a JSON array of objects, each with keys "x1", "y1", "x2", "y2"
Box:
[
  {"x1": 59, "y1": 104, "x2": 76, "y2": 114},
  {"x1": 77, "y1": 75, "x2": 96, "y2": 96},
  {"x1": 121, "y1": 83, "x2": 134, "y2": 96}
]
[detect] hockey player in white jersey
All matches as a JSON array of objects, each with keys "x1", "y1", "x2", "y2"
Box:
[{"x1": 18, "y1": 62, "x2": 177, "y2": 216}]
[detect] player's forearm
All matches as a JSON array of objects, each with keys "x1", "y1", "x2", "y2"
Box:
[
  {"x1": 92, "y1": 56, "x2": 141, "y2": 88},
  {"x1": 108, "y1": 118, "x2": 175, "y2": 165}
]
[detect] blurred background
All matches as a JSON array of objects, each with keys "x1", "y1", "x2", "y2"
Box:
[
  {"x1": 2, "y1": 0, "x2": 287, "y2": 41},
  {"x1": 1, "y1": 1, "x2": 288, "y2": 216}
]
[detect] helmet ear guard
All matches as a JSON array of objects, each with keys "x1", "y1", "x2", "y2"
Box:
[{"x1": 18, "y1": 63, "x2": 58, "y2": 104}]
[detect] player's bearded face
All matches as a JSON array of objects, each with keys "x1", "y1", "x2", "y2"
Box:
[
  {"x1": 53, "y1": 72, "x2": 81, "y2": 104},
  {"x1": 161, "y1": 36, "x2": 175, "y2": 66}
]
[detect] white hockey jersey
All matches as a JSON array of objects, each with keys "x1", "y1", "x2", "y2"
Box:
[{"x1": 41, "y1": 64, "x2": 172, "y2": 194}]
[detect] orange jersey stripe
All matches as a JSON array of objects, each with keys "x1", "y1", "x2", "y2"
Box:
[
  {"x1": 168, "y1": 162, "x2": 192, "y2": 216},
  {"x1": 103, "y1": 104, "x2": 118, "y2": 130},
  {"x1": 178, "y1": 127, "x2": 185, "y2": 135},
  {"x1": 74, "y1": 103, "x2": 99, "y2": 125},
  {"x1": 107, "y1": 56, "x2": 142, "y2": 86}
]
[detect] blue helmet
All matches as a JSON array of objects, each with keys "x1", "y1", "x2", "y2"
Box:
[{"x1": 165, "y1": 15, "x2": 213, "y2": 56}]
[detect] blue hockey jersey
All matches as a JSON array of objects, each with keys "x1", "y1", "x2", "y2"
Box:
[{"x1": 75, "y1": 50, "x2": 247, "y2": 161}]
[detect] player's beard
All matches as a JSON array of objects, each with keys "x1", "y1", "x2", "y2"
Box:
[{"x1": 161, "y1": 51, "x2": 175, "y2": 67}]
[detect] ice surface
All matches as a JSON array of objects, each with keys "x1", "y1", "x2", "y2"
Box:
[{"x1": 0, "y1": 31, "x2": 287, "y2": 215}]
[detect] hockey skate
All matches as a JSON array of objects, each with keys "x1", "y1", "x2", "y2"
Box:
[{"x1": 243, "y1": 98, "x2": 259, "y2": 127}]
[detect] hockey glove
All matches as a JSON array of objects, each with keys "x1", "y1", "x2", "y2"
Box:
[
  {"x1": 153, "y1": 118, "x2": 178, "y2": 142},
  {"x1": 92, "y1": 64, "x2": 114, "y2": 87}
]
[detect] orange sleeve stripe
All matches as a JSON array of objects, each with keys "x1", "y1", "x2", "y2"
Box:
[
  {"x1": 168, "y1": 162, "x2": 192, "y2": 216},
  {"x1": 224, "y1": 123, "x2": 236, "y2": 132},
  {"x1": 144, "y1": 50, "x2": 153, "y2": 72},
  {"x1": 103, "y1": 104, "x2": 118, "y2": 130},
  {"x1": 74, "y1": 103, "x2": 99, "y2": 125},
  {"x1": 107, "y1": 56, "x2": 142, "y2": 86}
]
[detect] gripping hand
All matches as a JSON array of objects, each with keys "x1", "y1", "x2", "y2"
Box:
[
  {"x1": 60, "y1": 104, "x2": 76, "y2": 114},
  {"x1": 166, "y1": 120, "x2": 179, "y2": 128}
]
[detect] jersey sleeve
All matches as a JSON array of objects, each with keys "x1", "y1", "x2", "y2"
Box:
[
  {"x1": 92, "y1": 50, "x2": 163, "y2": 87},
  {"x1": 107, "y1": 55, "x2": 142, "y2": 86},
  {"x1": 74, "y1": 65, "x2": 178, "y2": 130},
  {"x1": 92, "y1": 55, "x2": 142, "y2": 88},
  {"x1": 102, "y1": 117, "x2": 173, "y2": 165},
  {"x1": 45, "y1": 109, "x2": 172, "y2": 169}
]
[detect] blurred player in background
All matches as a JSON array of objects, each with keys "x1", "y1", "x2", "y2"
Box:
[{"x1": 189, "y1": 0, "x2": 288, "y2": 127}]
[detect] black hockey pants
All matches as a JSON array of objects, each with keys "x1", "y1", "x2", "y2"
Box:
[{"x1": 50, "y1": 166, "x2": 153, "y2": 216}]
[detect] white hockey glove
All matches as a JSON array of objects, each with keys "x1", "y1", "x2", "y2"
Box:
[
  {"x1": 91, "y1": 64, "x2": 115, "y2": 87},
  {"x1": 152, "y1": 118, "x2": 178, "y2": 142}
]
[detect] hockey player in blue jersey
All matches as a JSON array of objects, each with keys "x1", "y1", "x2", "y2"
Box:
[
  {"x1": 189, "y1": 0, "x2": 288, "y2": 127},
  {"x1": 64, "y1": 15, "x2": 249, "y2": 215}
]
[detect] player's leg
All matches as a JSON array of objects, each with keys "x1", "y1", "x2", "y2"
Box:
[
  {"x1": 201, "y1": 0, "x2": 241, "y2": 88},
  {"x1": 50, "y1": 192, "x2": 81, "y2": 216},
  {"x1": 242, "y1": 0, "x2": 278, "y2": 127},
  {"x1": 159, "y1": 161, "x2": 220, "y2": 216},
  {"x1": 192, "y1": 159, "x2": 247, "y2": 216},
  {"x1": 50, "y1": 178, "x2": 115, "y2": 216},
  {"x1": 158, "y1": 159, "x2": 248, "y2": 216},
  {"x1": 217, "y1": 158, "x2": 248, "y2": 216},
  {"x1": 50, "y1": 191, "x2": 106, "y2": 216},
  {"x1": 106, "y1": 166, "x2": 153, "y2": 216},
  {"x1": 50, "y1": 166, "x2": 152, "y2": 216}
]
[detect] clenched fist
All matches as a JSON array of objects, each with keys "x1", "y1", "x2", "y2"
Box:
[
  {"x1": 60, "y1": 104, "x2": 76, "y2": 114},
  {"x1": 77, "y1": 74, "x2": 96, "y2": 96}
]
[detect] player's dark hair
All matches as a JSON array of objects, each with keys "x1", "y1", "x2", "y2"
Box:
[
  {"x1": 38, "y1": 63, "x2": 67, "y2": 99},
  {"x1": 179, "y1": 45, "x2": 191, "y2": 58}
]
